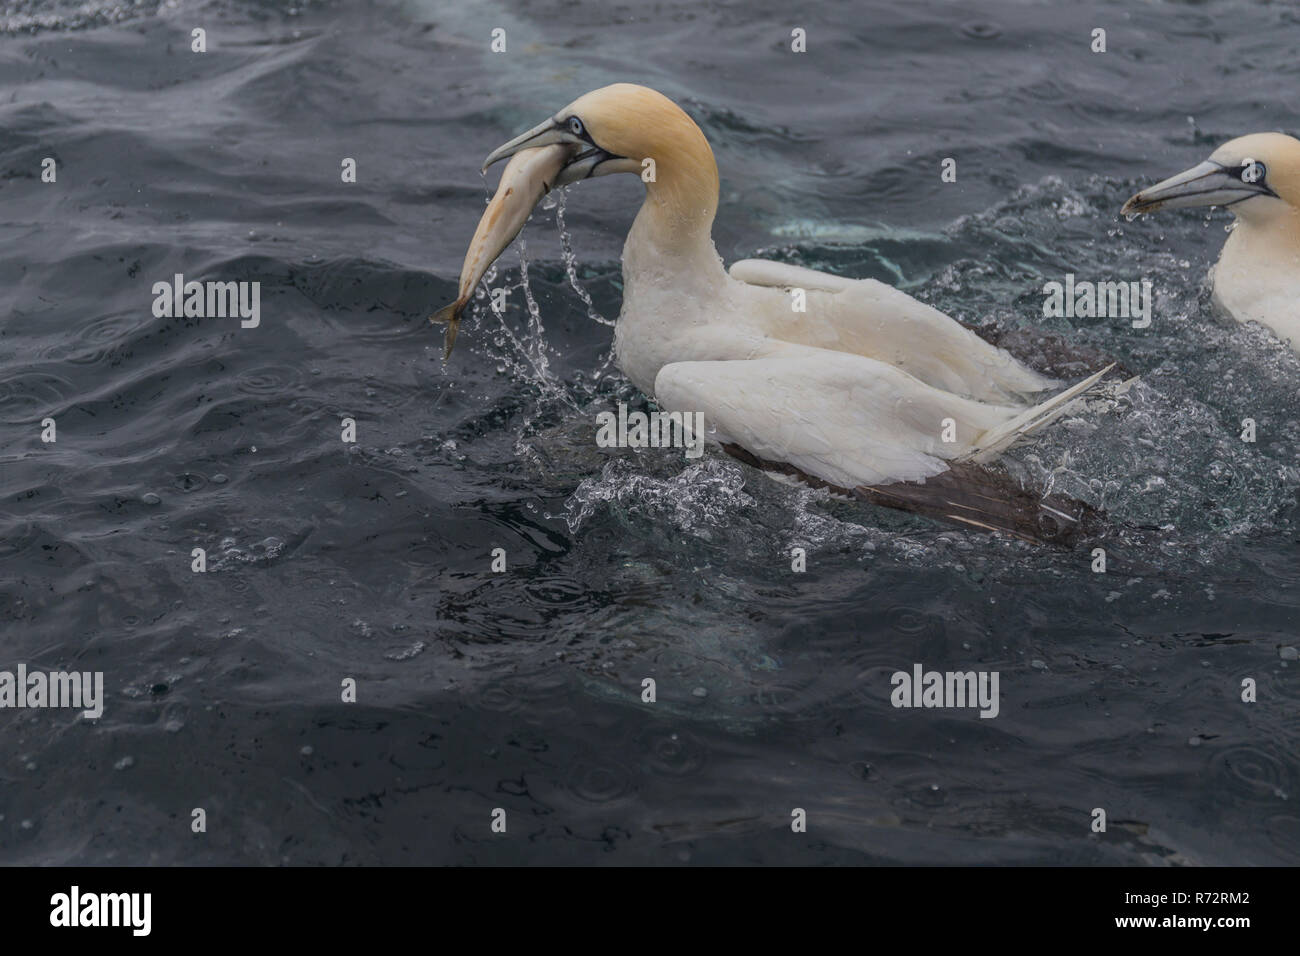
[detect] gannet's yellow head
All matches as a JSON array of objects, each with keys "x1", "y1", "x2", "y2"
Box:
[
  {"x1": 481, "y1": 83, "x2": 719, "y2": 230},
  {"x1": 1122, "y1": 132, "x2": 1300, "y2": 224}
]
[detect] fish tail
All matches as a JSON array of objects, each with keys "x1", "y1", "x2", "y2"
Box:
[
  {"x1": 430, "y1": 302, "x2": 463, "y2": 359},
  {"x1": 965, "y1": 363, "x2": 1115, "y2": 461}
]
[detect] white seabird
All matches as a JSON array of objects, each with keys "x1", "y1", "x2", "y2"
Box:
[
  {"x1": 1122, "y1": 132, "x2": 1300, "y2": 351},
  {"x1": 441, "y1": 84, "x2": 1114, "y2": 543}
]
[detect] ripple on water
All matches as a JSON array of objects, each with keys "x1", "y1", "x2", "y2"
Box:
[
  {"x1": 0, "y1": 372, "x2": 75, "y2": 424},
  {"x1": 1207, "y1": 743, "x2": 1292, "y2": 806},
  {"x1": 171, "y1": 472, "x2": 208, "y2": 493},
  {"x1": 472, "y1": 662, "x2": 577, "y2": 720},
  {"x1": 637, "y1": 729, "x2": 707, "y2": 778},
  {"x1": 886, "y1": 604, "x2": 946, "y2": 638},
  {"x1": 236, "y1": 365, "x2": 304, "y2": 397},
  {"x1": 565, "y1": 758, "x2": 633, "y2": 805},
  {"x1": 524, "y1": 575, "x2": 598, "y2": 609},
  {"x1": 849, "y1": 663, "x2": 905, "y2": 709},
  {"x1": 477, "y1": 682, "x2": 523, "y2": 714},
  {"x1": 42, "y1": 311, "x2": 147, "y2": 366},
  {"x1": 513, "y1": 665, "x2": 579, "y2": 719},
  {"x1": 958, "y1": 20, "x2": 1002, "y2": 40}
]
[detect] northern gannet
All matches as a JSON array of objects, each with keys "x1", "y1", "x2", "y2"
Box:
[
  {"x1": 437, "y1": 84, "x2": 1112, "y2": 543},
  {"x1": 1122, "y1": 133, "x2": 1300, "y2": 351}
]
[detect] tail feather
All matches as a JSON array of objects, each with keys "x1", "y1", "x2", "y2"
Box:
[
  {"x1": 857, "y1": 461, "x2": 1104, "y2": 546},
  {"x1": 965, "y1": 363, "x2": 1114, "y2": 462},
  {"x1": 430, "y1": 301, "x2": 464, "y2": 359},
  {"x1": 720, "y1": 441, "x2": 1104, "y2": 547}
]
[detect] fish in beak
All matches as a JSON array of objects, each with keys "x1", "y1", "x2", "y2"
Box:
[
  {"x1": 432, "y1": 108, "x2": 633, "y2": 359},
  {"x1": 431, "y1": 142, "x2": 579, "y2": 359},
  {"x1": 1122, "y1": 158, "x2": 1279, "y2": 217},
  {"x1": 480, "y1": 112, "x2": 624, "y2": 182}
]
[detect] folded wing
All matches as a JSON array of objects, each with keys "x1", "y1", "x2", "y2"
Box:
[
  {"x1": 653, "y1": 344, "x2": 1022, "y2": 489},
  {"x1": 653, "y1": 342, "x2": 1105, "y2": 544},
  {"x1": 729, "y1": 257, "x2": 1057, "y2": 403}
]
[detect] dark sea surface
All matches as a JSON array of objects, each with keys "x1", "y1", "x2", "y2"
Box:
[{"x1": 1, "y1": 0, "x2": 1298, "y2": 865}]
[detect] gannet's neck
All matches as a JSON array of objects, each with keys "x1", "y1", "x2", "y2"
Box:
[
  {"x1": 1218, "y1": 202, "x2": 1300, "y2": 302},
  {"x1": 1223, "y1": 202, "x2": 1300, "y2": 268},
  {"x1": 623, "y1": 198, "x2": 727, "y2": 291},
  {"x1": 1213, "y1": 204, "x2": 1300, "y2": 341},
  {"x1": 615, "y1": 127, "x2": 731, "y2": 394},
  {"x1": 623, "y1": 121, "x2": 723, "y2": 276}
]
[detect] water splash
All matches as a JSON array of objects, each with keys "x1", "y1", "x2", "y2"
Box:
[
  {"x1": 554, "y1": 188, "x2": 619, "y2": 385},
  {"x1": 564, "y1": 456, "x2": 754, "y2": 537},
  {"x1": 206, "y1": 535, "x2": 286, "y2": 570},
  {"x1": 468, "y1": 241, "x2": 575, "y2": 410},
  {"x1": 554, "y1": 189, "x2": 615, "y2": 329}
]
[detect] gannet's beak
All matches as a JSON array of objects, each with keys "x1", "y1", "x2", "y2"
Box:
[
  {"x1": 482, "y1": 117, "x2": 618, "y2": 185},
  {"x1": 1122, "y1": 160, "x2": 1279, "y2": 216},
  {"x1": 482, "y1": 117, "x2": 573, "y2": 171}
]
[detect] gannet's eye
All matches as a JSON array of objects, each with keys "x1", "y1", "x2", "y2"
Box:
[
  {"x1": 567, "y1": 116, "x2": 585, "y2": 137},
  {"x1": 1239, "y1": 159, "x2": 1266, "y2": 184}
]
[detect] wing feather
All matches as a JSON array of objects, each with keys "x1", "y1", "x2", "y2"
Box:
[
  {"x1": 653, "y1": 346, "x2": 1017, "y2": 488},
  {"x1": 728, "y1": 257, "x2": 1056, "y2": 402},
  {"x1": 653, "y1": 343, "x2": 1105, "y2": 544}
]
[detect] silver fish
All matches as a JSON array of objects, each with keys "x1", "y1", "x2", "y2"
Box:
[{"x1": 431, "y1": 143, "x2": 577, "y2": 358}]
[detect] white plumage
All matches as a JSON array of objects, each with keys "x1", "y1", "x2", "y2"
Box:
[
  {"x1": 1124, "y1": 131, "x2": 1300, "y2": 353},
  {"x1": 465, "y1": 83, "x2": 1113, "y2": 538}
]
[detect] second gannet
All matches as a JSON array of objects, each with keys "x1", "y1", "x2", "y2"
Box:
[
  {"x1": 439, "y1": 84, "x2": 1114, "y2": 543},
  {"x1": 1122, "y1": 133, "x2": 1300, "y2": 351}
]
